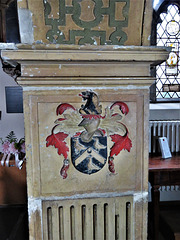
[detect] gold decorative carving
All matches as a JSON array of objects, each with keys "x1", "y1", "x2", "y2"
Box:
[
  {"x1": 79, "y1": 0, "x2": 96, "y2": 22},
  {"x1": 115, "y1": 2, "x2": 126, "y2": 21}
]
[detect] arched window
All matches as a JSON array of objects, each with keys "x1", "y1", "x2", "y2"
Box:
[{"x1": 151, "y1": 0, "x2": 180, "y2": 102}]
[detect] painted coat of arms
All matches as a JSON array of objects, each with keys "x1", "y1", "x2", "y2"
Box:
[{"x1": 46, "y1": 91, "x2": 132, "y2": 179}]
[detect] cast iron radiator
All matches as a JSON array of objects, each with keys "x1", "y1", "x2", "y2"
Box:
[{"x1": 149, "y1": 120, "x2": 180, "y2": 154}]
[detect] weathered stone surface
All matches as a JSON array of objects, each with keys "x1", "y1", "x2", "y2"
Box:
[
  {"x1": 1, "y1": 45, "x2": 169, "y2": 239},
  {"x1": 17, "y1": 0, "x2": 153, "y2": 46},
  {"x1": 1, "y1": 1, "x2": 169, "y2": 237}
]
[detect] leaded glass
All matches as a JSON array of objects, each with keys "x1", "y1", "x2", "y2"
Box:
[{"x1": 156, "y1": 4, "x2": 180, "y2": 100}]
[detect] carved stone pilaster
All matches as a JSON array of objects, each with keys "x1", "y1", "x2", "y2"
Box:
[{"x1": 1, "y1": 45, "x2": 169, "y2": 240}]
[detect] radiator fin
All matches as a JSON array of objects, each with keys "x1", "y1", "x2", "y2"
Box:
[{"x1": 149, "y1": 120, "x2": 180, "y2": 154}]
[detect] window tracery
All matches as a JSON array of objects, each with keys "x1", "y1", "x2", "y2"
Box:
[{"x1": 152, "y1": 2, "x2": 180, "y2": 101}]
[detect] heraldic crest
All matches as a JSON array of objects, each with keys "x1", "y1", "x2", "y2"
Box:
[{"x1": 46, "y1": 91, "x2": 132, "y2": 179}]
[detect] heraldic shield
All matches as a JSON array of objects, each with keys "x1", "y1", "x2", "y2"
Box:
[
  {"x1": 71, "y1": 136, "x2": 107, "y2": 175},
  {"x1": 46, "y1": 90, "x2": 132, "y2": 179}
]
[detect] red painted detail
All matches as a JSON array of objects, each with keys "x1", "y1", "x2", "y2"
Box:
[
  {"x1": 81, "y1": 114, "x2": 102, "y2": 119},
  {"x1": 46, "y1": 131, "x2": 69, "y2": 158},
  {"x1": 56, "y1": 103, "x2": 75, "y2": 115},
  {"x1": 110, "y1": 133, "x2": 132, "y2": 157},
  {"x1": 57, "y1": 118, "x2": 66, "y2": 121},
  {"x1": 98, "y1": 128, "x2": 106, "y2": 136},
  {"x1": 110, "y1": 101, "x2": 129, "y2": 115},
  {"x1": 111, "y1": 113, "x2": 119, "y2": 117},
  {"x1": 108, "y1": 158, "x2": 115, "y2": 174},
  {"x1": 60, "y1": 163, "x2": 69, "y2": 179},
  {"x1": 73, "y1": 132, "x2": 82, "y2": 137}
]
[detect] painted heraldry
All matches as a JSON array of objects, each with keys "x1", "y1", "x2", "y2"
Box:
[{"x1": 46, "y1": 91, "x2": 132, "y2": 179}]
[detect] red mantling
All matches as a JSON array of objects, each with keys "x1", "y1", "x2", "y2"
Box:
[
  {"x1": 81, "y1": 114, "x2": 104, "y2": 119},
  {"x1": 110, "y1": 132, "x2": 132, "y2": 157}
]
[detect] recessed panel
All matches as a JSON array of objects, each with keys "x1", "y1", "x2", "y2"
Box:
[{"x1": 36, "y1": 90, "x2": 139, "y2": 196}]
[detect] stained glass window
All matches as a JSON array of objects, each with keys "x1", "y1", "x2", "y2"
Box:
[{"x1": 156, "y1": 4, "x2": 180, "y2": 101}]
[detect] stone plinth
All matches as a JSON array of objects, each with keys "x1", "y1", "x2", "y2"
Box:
[{"x1": 1, "y1": 45, "x2": 169, "y2": 240}]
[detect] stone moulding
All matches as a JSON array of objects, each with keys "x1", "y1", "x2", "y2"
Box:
[
  {"x1": 1, "y1": 45, "x2": 170, "y2": 86},
  {"x1": 1, "y1": 44, "x2": 170, "y2": 61}
]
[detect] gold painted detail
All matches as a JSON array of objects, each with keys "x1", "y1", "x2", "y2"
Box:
[
  {"x1": 79, "y1": 0, "x2": 95, "y2": 22},
  {"x1": 43, "y1": 0, "x2": 130, "y2": 45},
  {"x1": 115, "y1": 2, "x2": 126, "y2": 21}
]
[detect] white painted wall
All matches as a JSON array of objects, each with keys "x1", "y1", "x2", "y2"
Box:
[
  {"x1": 150, "y1": 103, "x2": 180, "y2": 120},
  {"x1": 0, "y1": 61, "x2": 24, "y2": 151}
]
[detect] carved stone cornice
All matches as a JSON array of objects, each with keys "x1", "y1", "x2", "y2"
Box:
[
  {"x1": 1, "y1": 58, "x2": 21, "y2": 80},
  {"x1": 1, "y1": 44, "x2": 170, "y2": 63},
  {"x1": 1, "y1": 44, "x2": 170, "y2": 86}
]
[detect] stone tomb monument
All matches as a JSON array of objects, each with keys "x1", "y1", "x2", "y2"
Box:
[{"x1": 1, "y1": 0, "x2": 169, "y2": 239}]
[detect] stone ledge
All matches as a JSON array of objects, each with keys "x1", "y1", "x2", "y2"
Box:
[{"x1": 1, "y1": 45, "x2": 170, "y2": 65}]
